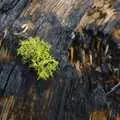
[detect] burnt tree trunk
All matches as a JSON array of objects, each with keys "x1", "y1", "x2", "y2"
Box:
[{"x1": 0, "y1": 0, "x2": 120, "y2": 120}]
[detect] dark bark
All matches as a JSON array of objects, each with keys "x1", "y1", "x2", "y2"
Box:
[{"x1": 0, "y1": 0, "x2": 120, "y2": 120}]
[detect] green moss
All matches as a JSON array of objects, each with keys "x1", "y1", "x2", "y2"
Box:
[{"x1": 17, "y1": 37, "x2": 58, "y2": 80}]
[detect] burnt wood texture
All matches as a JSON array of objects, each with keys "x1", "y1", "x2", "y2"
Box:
[{"x1": 0, "y1": 0, "x2": 120, "y2": 120}]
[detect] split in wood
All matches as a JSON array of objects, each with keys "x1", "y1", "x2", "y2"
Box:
[{"x1": 106, "y1": 82, "x2": 120, "y2": 96}]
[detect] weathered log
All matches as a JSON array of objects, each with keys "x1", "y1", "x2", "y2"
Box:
[{"x1": 0, "y1": 0, "x2": 120, "y2": 120}]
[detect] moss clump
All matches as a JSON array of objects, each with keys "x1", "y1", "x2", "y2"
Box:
[{"x1": 17, "y1": 37, "x2": 58, "y2": 80}]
